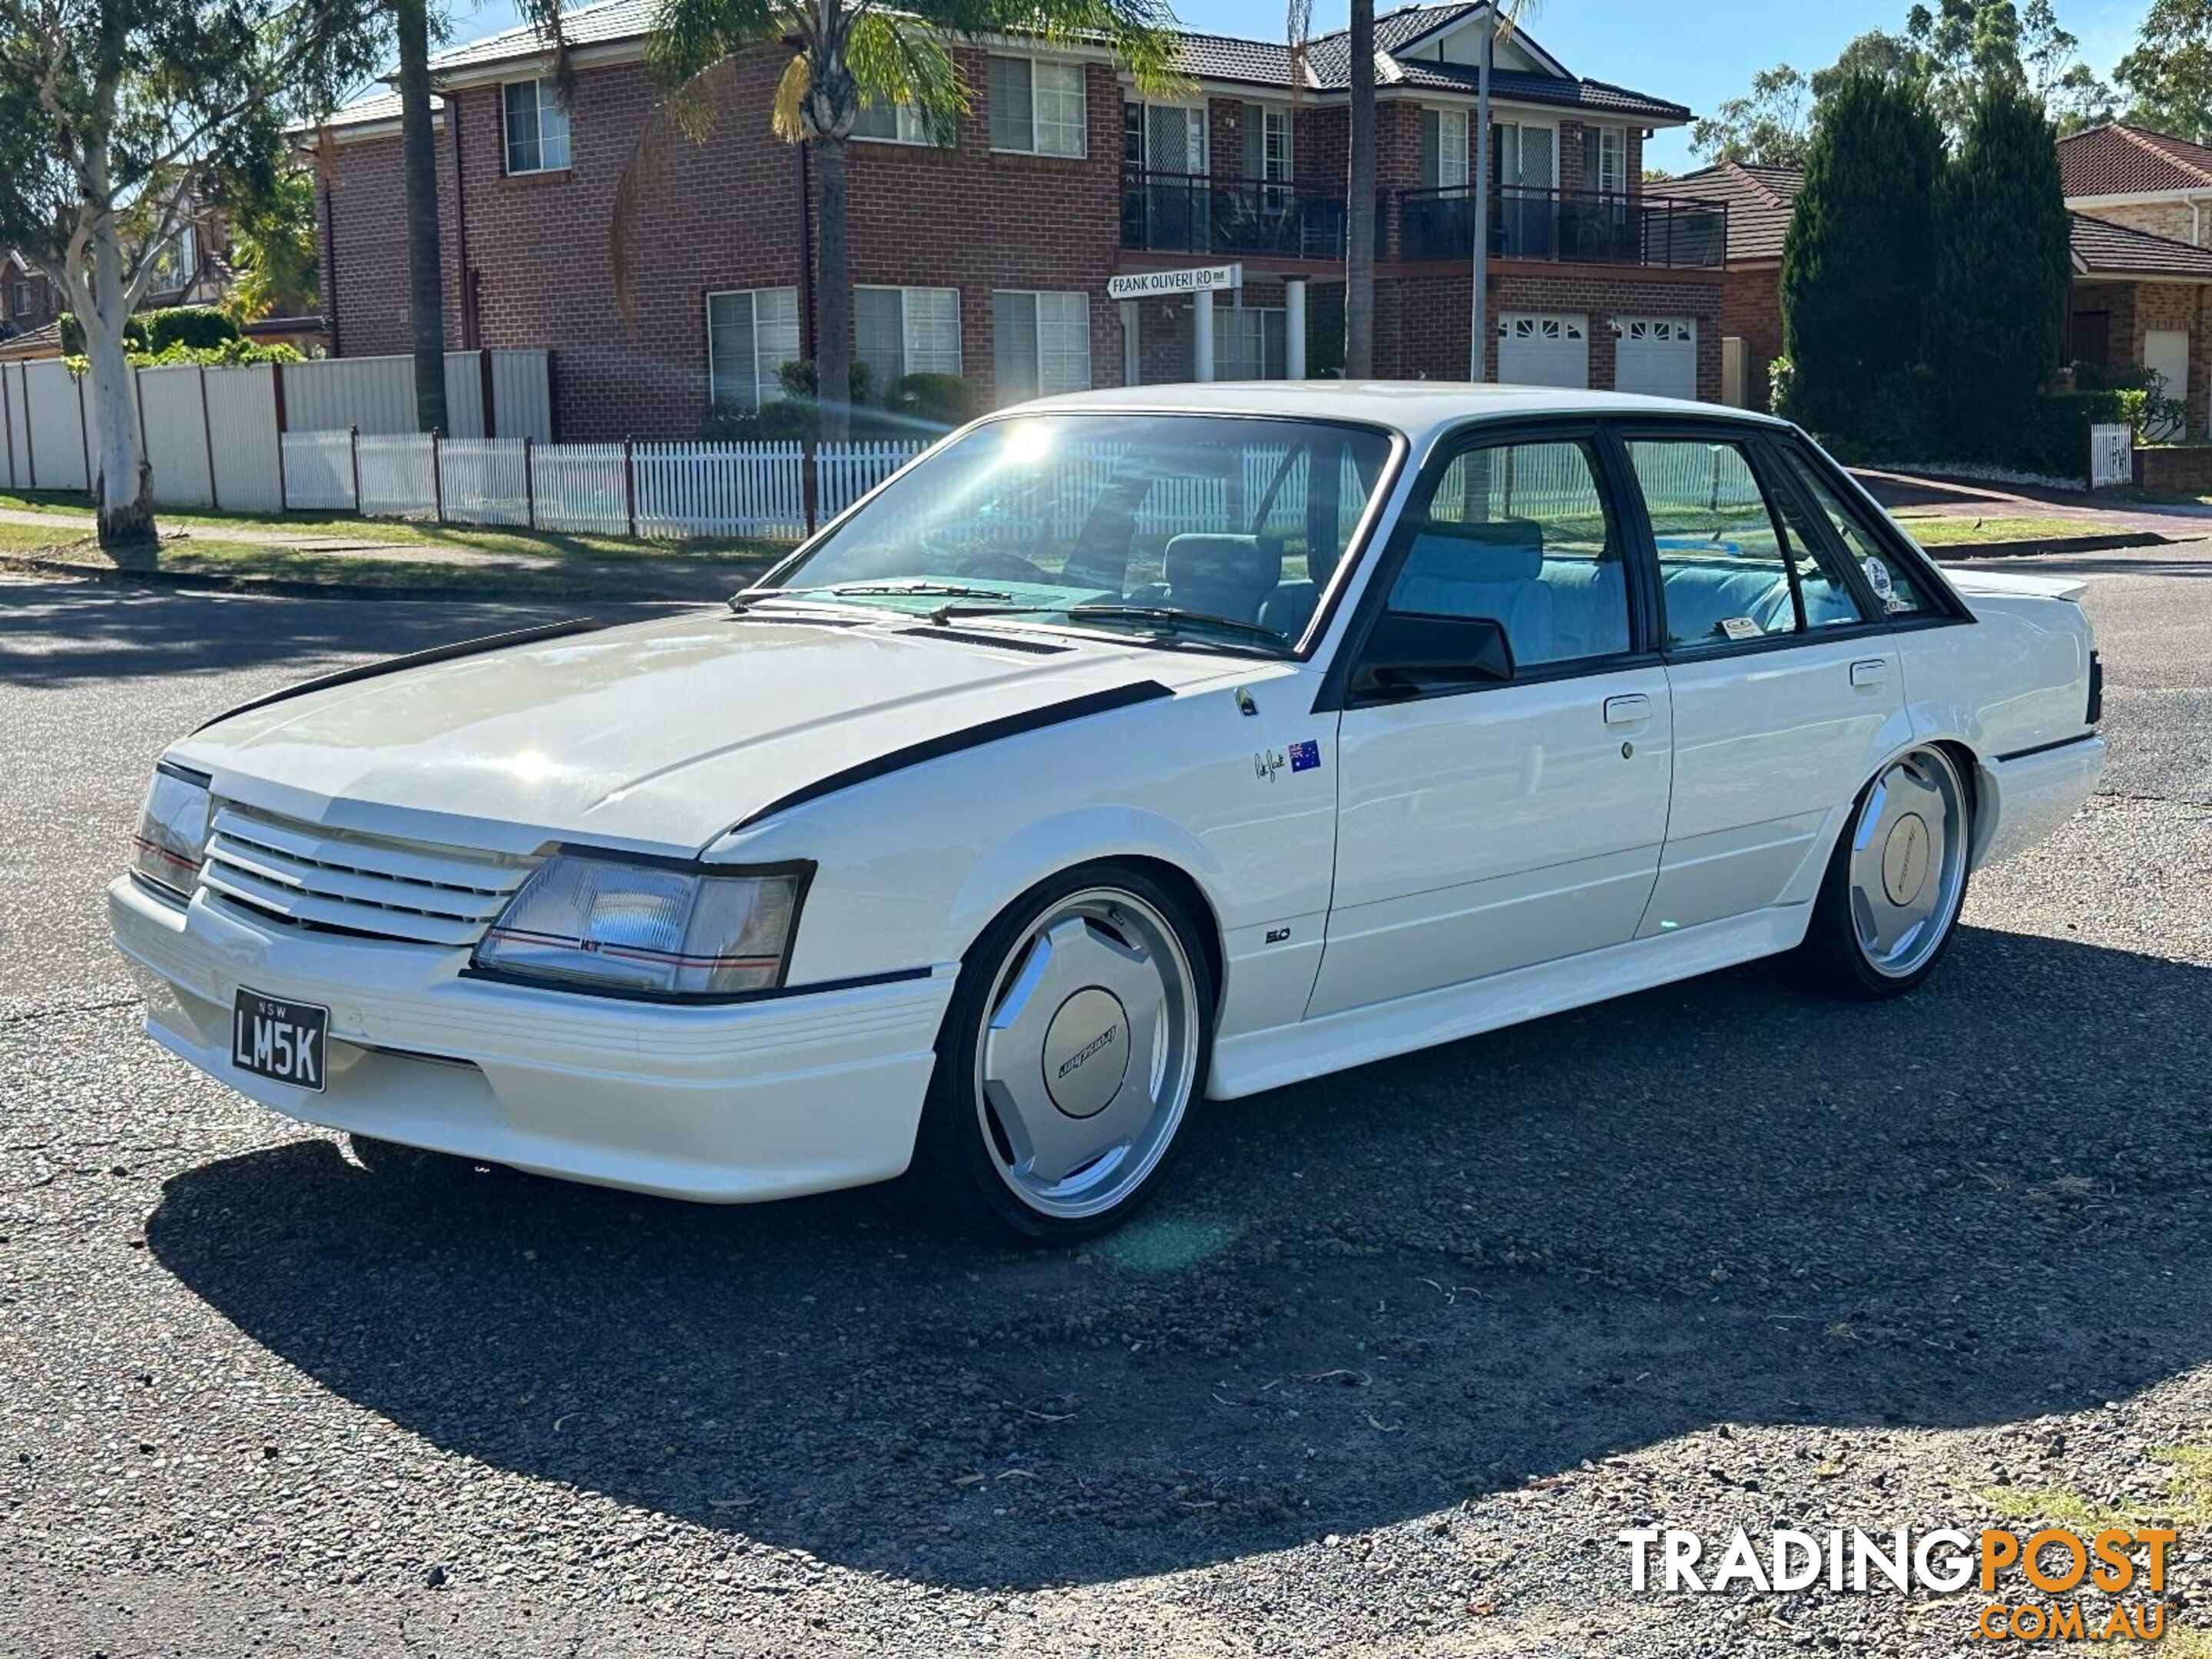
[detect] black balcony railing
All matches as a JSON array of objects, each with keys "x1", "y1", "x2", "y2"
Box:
[
  {"x1": 1120, "y1": 170, "x2": 1350, "y2": 261},
  {"x1": 1398, "y1": 185, "x2": 1728, "y2": 269}
]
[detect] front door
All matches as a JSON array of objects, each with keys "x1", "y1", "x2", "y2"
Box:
[
  {"x1": 1617, "y1": 429, "x2": 1903, "y2": 935},
  {"x1": 1311, "y1": 430, "x2": 1672, "y2": 1017}
]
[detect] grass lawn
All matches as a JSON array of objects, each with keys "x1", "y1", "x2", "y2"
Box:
[{"x1": 1891, "y1": 512, "x2": 2126, "y2": 546}]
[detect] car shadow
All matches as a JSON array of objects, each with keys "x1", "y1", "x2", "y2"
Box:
[{"x1": 144, "y1": 925, "x2": 2212, "y2": 1591}]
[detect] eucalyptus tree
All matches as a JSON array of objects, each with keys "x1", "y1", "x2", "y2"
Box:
[
  {"x1": 533, "y1": 0, "x2": 1182, "y2": 441},
  {"x1": 0, "y1": 0, "x2": 369, "y2": 549}
]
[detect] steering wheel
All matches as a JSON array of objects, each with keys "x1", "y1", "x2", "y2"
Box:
[{"x1": 949, "y1": 550, "x2": 1051, "y2": 583}]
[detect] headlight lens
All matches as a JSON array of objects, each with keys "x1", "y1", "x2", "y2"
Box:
[
  {"x1": 472, "y1": 852, "x2": 803, "y2": 996},
  {"x1": 131, "y1": 765, "x2": 212, "y2": 899}
]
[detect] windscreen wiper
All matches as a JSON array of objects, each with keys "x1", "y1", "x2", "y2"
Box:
[
  {"x1": 730, "y1": 581, "x2": 1015, "y2": 614},
  {"x1": 1063, "y1": 604, "x2": 1291, "y2": 647}
]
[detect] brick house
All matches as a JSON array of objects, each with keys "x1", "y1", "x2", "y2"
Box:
[
  {"x1": 1669, "y1": 148, "x2": 2212, "y2": 436},
  {"x1": 301, "y1": 0, "x2": 1729, "y2": 441},
  {"x1": 0, "y1": 210, "x2": 250, "y2": 363},
  {"x1": 1, "y1": 252, "x2": 61, "y2": 344}
]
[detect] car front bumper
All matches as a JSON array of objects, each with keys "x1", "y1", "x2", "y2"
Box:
[{"x1": 108, "y1": 876, "x2": 958, "y2": 1204}]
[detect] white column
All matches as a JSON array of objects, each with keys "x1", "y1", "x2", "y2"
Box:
[
  {"x1": 1193, "y1": 290, "x2": 1215, "y2": 382},
  {"x1": 1120, "y1": 300, "x2": 1141, "y2": 387},
  {"x1": 1285, "y1": 280, "x2": 1308, "y2": 380}
]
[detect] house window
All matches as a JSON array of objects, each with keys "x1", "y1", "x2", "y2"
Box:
[
  {"x1": 992, "y1": 291, "x2": 1091, "y2": 402},
  {"x1": 1492, "y1": 121, "x2": 1555, "y2": 189},
  {"x1": 1125, "y1": 101, "x2": 1207, "y2": 172},
  {"x1": 1583, "y1": 126, "x2": 1627, "y2": 195},
  {"x1": 856, "y1": 286, "x2": 962, "y2": 386},
  {"x1": 989, "y1": 56, "x2": 1086, "y2": 157},
  {"x1": 504, "y1": 79, "x2": 571, "y2": 174},
  {"x1": 852, "y1": 100, "x2": 945, "y2": 146},
  {"x1": 147, "y1": 225, "x2": 198, "y2": 296},
  {"x1": 11, "y1": 281, "x2": 28, "y2": 316},
  {"x1": 1214, "y1": 305, "x2": 1289, "y2": 380},
  {"x1": 1420, "y1": 108, "x2": 1470, "y2": 188},
  {"x1": 1241, "y1": 104, "x2": 1292, "y2": 182},
  {"x1": 706, "y1": 286, "x2": 802, "y2": 411}
]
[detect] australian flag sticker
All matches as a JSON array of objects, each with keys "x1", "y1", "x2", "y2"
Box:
[{"x1": 1288, "y1": 739, "x2": 1321, "y2": 774}]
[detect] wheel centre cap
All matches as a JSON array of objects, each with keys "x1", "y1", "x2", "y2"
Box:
[
  {"x1": 1883, "y1": 813, "x2": 1932, "y2": 906},
  {"x1": 1041, "y1": 987, "x2": 1130, "y2": 1119}
]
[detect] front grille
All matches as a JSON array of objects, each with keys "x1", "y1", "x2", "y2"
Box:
[{"x1": 199, "y1": 801, "x2": 536, "y2": 949}]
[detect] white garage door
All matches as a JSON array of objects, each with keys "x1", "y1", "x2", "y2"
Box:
[
  {"x1": 1497, "y1": 313, "x2": 1589, "y2": 389},
  {"x1": 1614, "y1": 317, "x2": 1698, "y2": 400}
]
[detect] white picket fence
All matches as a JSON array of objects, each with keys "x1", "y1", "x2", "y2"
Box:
[{"x1": 273, "y1": 431, "x2": 926, "y2": 539}]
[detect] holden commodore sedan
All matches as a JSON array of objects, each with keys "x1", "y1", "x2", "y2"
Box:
[{"x1": 110, "y1": 385, "x2": 2105, "y2": 1240}]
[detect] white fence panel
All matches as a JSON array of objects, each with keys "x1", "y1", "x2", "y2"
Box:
[
  {"x1": 816, "y1": 441, "x2": 923, "y2": 520},
  {"x1": 489, "y1": 350, "x2": 553, "y2": 442},
  {"x1": 531, "y1": 442, "x2": 629, "y2": 535},
  {"x1": 24, "y1": 360, "x2": 88, "y2": 492},
  {"x1": 138, "y1": 365, "x2": 213, "y2": 508},
  {"x1": 1, "y1": 365, "x2": 29, "y2": 489},
  {"x1": 204, "y1": 364, "x2": 282, "y2": 512},
  {"x1": 281, "y1": 432, "x2": 356, "y2": 511},
  {"x1": 2089, "y1": 422, "x2": 2134, "y2": 491},
  {"x1": 356, "y1": 434, "x2": 437, "y2": 518},
  {"x1": 634, "y1": 442, "x2": 803, "y2": 538},
  {"x1": 440, "y1": 438, "x2": 531, "y2": 525}
]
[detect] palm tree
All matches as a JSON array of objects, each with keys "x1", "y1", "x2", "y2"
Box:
[
  {"x1": 396, "y1": 0, "x2": 449, "y2": 436},
  {"x1": 533, "y1": 0, "x2": 1182, "y2": 442},
  {"x1": 1342, "y1": 0, "x2": 1375, "y2": 377}
]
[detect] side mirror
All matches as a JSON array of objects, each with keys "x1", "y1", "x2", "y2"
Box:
[{"x1": 1350, "y1": 611, "x2": 1515, "y2": 700}]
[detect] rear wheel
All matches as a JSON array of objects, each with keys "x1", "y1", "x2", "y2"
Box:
[
  {"x1": 1796, "y1": 746, "x2": 1972, "y2": 998},
  {"x1": 912, "y1": 866, "x2": 1212, "y2": 1243}
]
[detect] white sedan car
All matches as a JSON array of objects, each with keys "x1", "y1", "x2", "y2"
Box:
[{"x1": 111, "y1": 386, "x2": 2105, "y2": 1240}]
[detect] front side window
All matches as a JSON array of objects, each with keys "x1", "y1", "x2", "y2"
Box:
[
  {"x1": 12, "y1": 281, "x2": 30, "y2": 316},
  {"x1": 993, "y1": 291, "x2": 1091, "y2": 402},
  {"x1": 504, "y1": 78, "x2": 571, "y2": 174},
  {"x1": 851, "y1": 99, "x2": 947, "y2": 146},
  {"x1": 856, "y1": 286, "x2": 962, "y2": 386},
  {"x1": 1780, "y1": 450, "x2": 1935, "y2": 616},
  {"x1": 1584, "y1": 126, "x2": 1627, "y2": 195},
  {"x1": 1627, "y1": 438, "x2": 1870, "y2": 650},
  {"x1": 768, "y1": 414, "x2": 1396, "y2": 652},
  {"x1": 988, "y1": 57, "x2": 1086, "y2": 157},
  {"x1": 1386, "y1": 438, "x2": 1632, "y2": 670},
  {"x1": 1213, "y1": 306, "x2": 1289, "y2": 380},
  {"x1": 706, "y1": 287, "x2": 802, "y2": 412},
  {"x1": 1420, "y1": 108, "x2": 1470, "y2": 188}
]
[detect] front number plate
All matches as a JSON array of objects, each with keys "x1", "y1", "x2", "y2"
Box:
[{"x1": 230, "y1": 988, "x2": 329, "y2": 1092}]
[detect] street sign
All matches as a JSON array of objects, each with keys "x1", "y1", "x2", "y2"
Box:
[{"x1": 1107, "y1": 264, "x2": 1243, "y2": 301}]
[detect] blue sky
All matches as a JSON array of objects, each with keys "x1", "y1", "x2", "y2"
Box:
[{"x1": 439, "y1": 0, "x2": 2151, "y2": 173}]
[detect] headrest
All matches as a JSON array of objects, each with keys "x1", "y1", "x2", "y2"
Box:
[
  {"x1": 1164, "y1": 534, "x2": 1283, "y2": 593},
  {"x1": 1406, "y1": 516, "x2": 1545, "y2": 583}
]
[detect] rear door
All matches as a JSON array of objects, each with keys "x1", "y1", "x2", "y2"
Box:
[
  {"x1": 1310, "y1": 424, "x2": 1671, "y2": 1017},
  {"x1": 1615, "y1": 424, "x2": 1905, "y2": 935}
]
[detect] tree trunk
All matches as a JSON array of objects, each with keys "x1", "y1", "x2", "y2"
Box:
[
  {"x1": 81, "y1": 226, "x2": 155, "y2": 556},
  {"x1": 397, "y1": 0, "x2": 449, "y2": 437},
  {"x1": 1343, "y1": 0, "x2": 1377, "y2": 379},
  {"x1": 813, "y1": 134, "x2": 852, "y2": 444}
]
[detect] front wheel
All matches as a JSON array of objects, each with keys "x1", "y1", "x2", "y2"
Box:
[
  {"x1": 1795, "y1": 746, "x2": 1973, "y2": 998},
  {"x1": 911, "y1": 866, "x2": 1213, "y2": 1243}
]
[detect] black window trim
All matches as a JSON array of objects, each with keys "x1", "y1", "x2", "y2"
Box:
[
  {"x1": 1607, "y1": 414, "x2": 1899, "y2": 664},
  {"x1": 1316, "y1": 415, "x2": 1660, "y2": 714},
  {"x1": 1761, "y1": 432, "x2": 1974, "y2": 628}
]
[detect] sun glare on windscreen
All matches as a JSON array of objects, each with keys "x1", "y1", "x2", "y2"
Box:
[{"x1": 999, "y1": 421, "x2": 1055, "y2": 465}]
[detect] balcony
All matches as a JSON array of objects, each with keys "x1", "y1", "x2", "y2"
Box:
[
  {"x1": 1120, "y1": 170, "x2": 1349, "y2": 262},
  {"x1": 1398, "y1": 185, "x2": 1728, "y2": 269}
]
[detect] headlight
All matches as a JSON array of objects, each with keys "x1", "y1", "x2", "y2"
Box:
[
  {"x1": 131, "y1": 763, "x2": 212, "y2": 900},
  {"x1": 472, "y1": 852, "x2": 806, "y2": 997}
]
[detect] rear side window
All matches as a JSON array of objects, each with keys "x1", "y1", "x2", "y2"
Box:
[
  {"x1": 1388, "y1": 439, "x2": 1633, "y2": 669},
  {"x1": 1625, "y1": 438, "x2": 1869, "y2": 650},
  {"x1": 1780, "y1": 452, "x2": 1935, "y2": 616}
]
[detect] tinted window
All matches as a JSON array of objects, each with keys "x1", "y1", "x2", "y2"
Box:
[
  {"x1": 1385, "y1": 439, "x2": 1632, "y2": 669},
  {"x1": 1627, "y1": 438, "x2": 1867, "y2": 650},
  {"x1": 1781, "y1": 451, "x2": 1936, "y2": 617}
]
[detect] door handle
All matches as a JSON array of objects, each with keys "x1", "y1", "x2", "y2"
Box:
[
  {"x1": 1850, "y1": 658, "x2": 1889, "y2": 689},
  {"x1": 1603, "y1": 694, "x2": 1652, "y2": 726}
]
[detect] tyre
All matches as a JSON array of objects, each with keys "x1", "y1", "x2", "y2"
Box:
[
  {"x1": 1795, "y1": 745, "x2": 1973, "y2": 999},
  {"x1": 911, "y1": 864, "x2": 1214, "y2": 1243}
]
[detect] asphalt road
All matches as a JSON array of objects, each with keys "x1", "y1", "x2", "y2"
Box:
[{"x1": 2, "y1": 561, "x2": 2207, "y2": 1657}]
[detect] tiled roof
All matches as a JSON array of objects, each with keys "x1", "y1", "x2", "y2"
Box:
[
  {"x1": 1664, "y1": 161, "x2": 1802, "y2": 262},
  {"x1": 311, "y1": 0, "x2": 1685, "y2": 129},
  {"x1": 308, "y1": 88, "x2": 439, "y2": 130},
  {"x1": 0, "y1": 320, "x2": 63, "y2": 361},
  {"x1": 2058, "y1": 123, "x2": 2212, "y2": 197},
  {"x1": 2070, "y1": 211, "x2": 2212, "y2": 276}
]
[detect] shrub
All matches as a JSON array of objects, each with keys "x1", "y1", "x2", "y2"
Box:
[
  {"x1": 776, "y1": 358, "x2": 873, "y2": 406},
  {"x1": 2014, "y1": 390, "x2": 2149, "y2": 474},
  {"x1": 883, "y1": 372, "x2": 974, "y2": 431},
  {"x1": 139, "y1": 306, "x2": 238, "y2": 353}
]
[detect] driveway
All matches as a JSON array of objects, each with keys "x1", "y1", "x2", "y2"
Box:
[{"x1": 2, "y1": 562, "x2": 2207, "y2": 1657}]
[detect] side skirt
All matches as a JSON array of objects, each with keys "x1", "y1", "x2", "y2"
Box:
[{"x1": 1207, "y1": 906, "x2": 1810, "y2": 1101}]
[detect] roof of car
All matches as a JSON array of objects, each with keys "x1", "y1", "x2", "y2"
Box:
[{"x1": 1013, "y1": 381, "x2": 1786, "y2": 445}]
